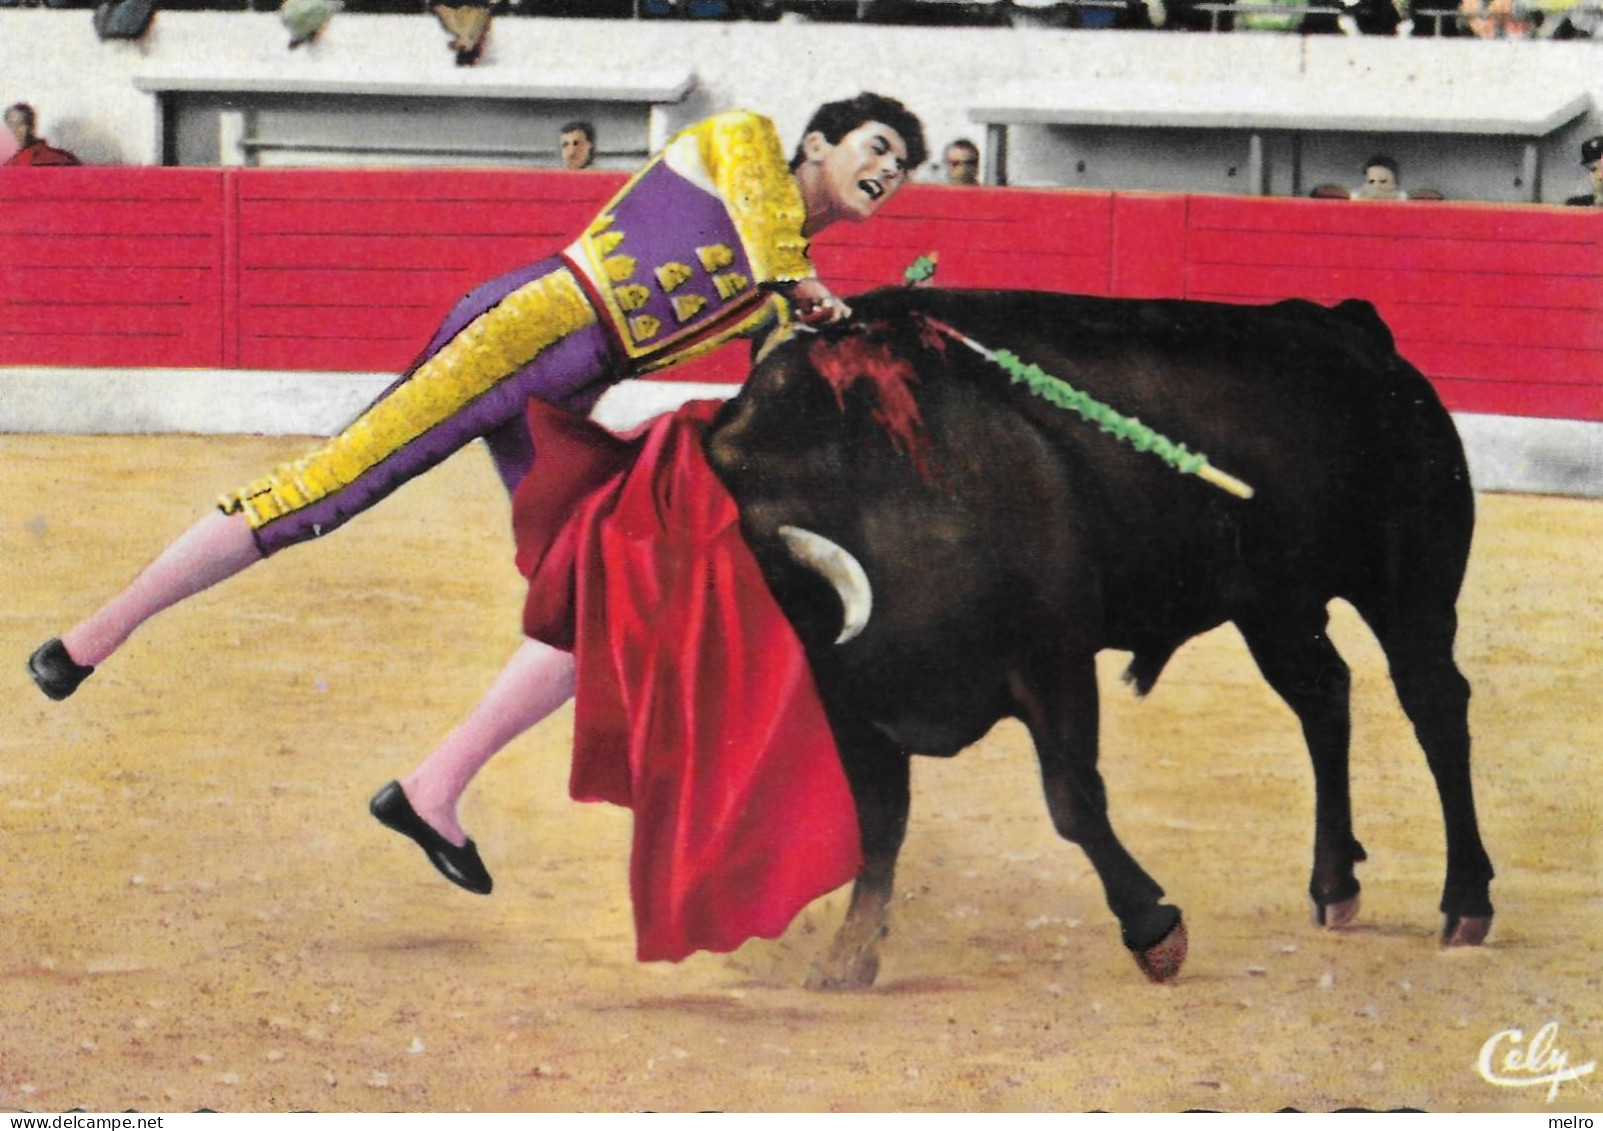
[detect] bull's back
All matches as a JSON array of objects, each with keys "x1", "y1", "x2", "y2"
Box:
[
  {"x1": 852, "y1": 288, "x2": 1466, "y2": 636},
  {"x1": 709, "y1": 287, "x2": 1469, "y2": 745}
]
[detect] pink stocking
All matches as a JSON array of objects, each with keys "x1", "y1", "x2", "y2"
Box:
[
  {"x1": 60, "y1": 509, "x2": 263, "y2": 668},
  {"x1": 401, "y1": 638, "x2": 576, "y2": 846}
]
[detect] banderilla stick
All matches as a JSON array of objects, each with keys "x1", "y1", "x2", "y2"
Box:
[{"x1": 921, "y1": 315, "x2": 1256, "y2": 500}]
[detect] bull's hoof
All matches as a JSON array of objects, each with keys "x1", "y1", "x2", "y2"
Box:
[
  {"x1": 1132, "y1": 916, "x2": 1187, "y2": 984},
  {"x1": 1313, "y1": 893, "x2": 1362, "y2": 930},
  {"x1": 803, "y1": 951, "x2": 880, "y2": 992},
  {"x1": 1441, "y1": 913, "x2": 1492, "y2": 948}
]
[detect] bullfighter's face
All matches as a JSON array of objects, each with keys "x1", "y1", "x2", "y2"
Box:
[{"x1": 799, "y1": 120, "x2": 910, "y2": 228}]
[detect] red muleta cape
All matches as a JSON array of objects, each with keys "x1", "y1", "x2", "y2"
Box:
[{"x1": 513, "y1": 398, "x2": 862, "y2": 962}]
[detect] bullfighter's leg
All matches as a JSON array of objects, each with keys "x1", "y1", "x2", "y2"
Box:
[
  {"x1": 1352, "y1": 596, "x2": 1494, "y2": 945},
  {"x1": 53, "y1": 509, "x2": 263, "y2": 673},
  {"x1": 29, "y1": 258, "x2": 604, "y2": 700},
  {"x1": 804, "y1": 706, "x2": 910, "y2": 992},
  {"x1": 1235, "y1": 608, "x2": 1365, "y2": 929},
  {"x1": 1013, "y1": 659, "x2": 1185, "y2": 983},
  {"x1": 369, "y1": 639, "x2": 576, "y2": 895},
  {"x1": 392, "y1": 638, "x2": 576, "y2": 842}
]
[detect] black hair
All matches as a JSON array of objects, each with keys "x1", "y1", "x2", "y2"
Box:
[
  {"x1": 1364, "y1": 154, "x2": 1399, "y2": 177},
  {"x1": 5, "y1": 103, "x2": 37, "y2": 131},
  {"x1": 789, "y1": 92, "x2": 927, "y2": 173},
  {"x1": 945, "y1": 138, "x2": 979, "y2": 158},
  {"x1": 560, "y1": 120, "x2": 596, "y2": 144}
]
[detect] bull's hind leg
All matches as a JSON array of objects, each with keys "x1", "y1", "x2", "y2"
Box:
[
  {"x1": 1352, "y1": 596, "x2": 1494, "y2": 946},
  {"x1": 1236, "y1": 609, "x2": 1366, "y2": 929},
  {"x1": 805, "y1": 715, "x2": 910, "y2": 992},
  {"x1": 1014, "y1": 658, "x2": 1185, "y2": 983}
]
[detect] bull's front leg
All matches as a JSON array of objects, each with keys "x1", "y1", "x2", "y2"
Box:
[
  {"x1": 805, "y1": 716, "x2": 911, "y2": 992},
  {"x1": 1013, "y1": 659, "x2": 1187, "y2": 983}
]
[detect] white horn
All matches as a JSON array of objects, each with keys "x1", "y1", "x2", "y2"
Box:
[{"x1": 776, "y1": 525, "x2": 872, "y2": 645}]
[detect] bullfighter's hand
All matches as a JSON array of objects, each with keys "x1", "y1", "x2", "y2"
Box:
[{"x1": 790, "y1": 279, "x2": 852, "y2": 325}]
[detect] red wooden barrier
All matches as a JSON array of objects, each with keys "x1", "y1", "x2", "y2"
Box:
[
  {"x1": 0, "y1": 168, "x2": 228, "y2": 368},
  {"x1": 3, "y1": 168, "x2": 1598, "y2": 421},
  {"x1": 231, "y1": 168, "x2": 622, "y2": 373},
  {"x1": 1184, "y1": 195, "x2": 1603, "y2": 421}
]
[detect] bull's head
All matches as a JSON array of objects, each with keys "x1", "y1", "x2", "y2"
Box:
[{"x1": 706, "y1": 315, "x2": 942, "y2": 648}]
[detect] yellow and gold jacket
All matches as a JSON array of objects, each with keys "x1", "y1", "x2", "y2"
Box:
[{"x1": 563, "y1": 108, "x2": 812, "y2": 373}]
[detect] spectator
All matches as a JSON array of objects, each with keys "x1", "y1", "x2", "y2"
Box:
[
  {"x1": 1238, "y1": 0, "x2": 1305, "y2": 32},
  {"x1": 1301, "y1": 0, "x2": 1406, "y2": 33},
  {"x1": 943, "y1": 138, "x2": 980, "y2": 185},
  {"x1": 560, "y1": 120, "x2": 596, "y2": 170},
  {"x1": 431, "y1": 0, "x2": 491, "y2": 66},
  {"x1": 1565, "y1": 135, "x2": 1603, "y2": 206},
  {"x1": 280, "y1": 0, "x2": 341, "y2": 48},
  {"x1": 1355, "y1": 155, "x2": 1408, "y2": 200},
  {"x1": 1458, "y1": 0, "x2": 1533, "y2": 34},
  {"x1": 4, "y1": 103, "x2": 82, "y2": 167},
  {"x1": 1535, "y1": 0, "x2": 1602, "y2": 36}
]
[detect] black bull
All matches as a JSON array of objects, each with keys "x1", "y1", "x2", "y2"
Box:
[{"x1": 703, "y1": 287, "x2": 1495, "y2": 989}]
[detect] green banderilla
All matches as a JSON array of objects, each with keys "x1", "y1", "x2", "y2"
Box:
[{"x1": 923, "y1": 316, "x2": 1255, "y2": 500}]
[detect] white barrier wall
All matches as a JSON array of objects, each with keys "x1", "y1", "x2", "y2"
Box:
[
  {"x1": 0, "y1": 366, "x2": 1597, "y2": 497},
  {"x1": 3, "y1": 10, "x2": 1603, "y2": 201}
]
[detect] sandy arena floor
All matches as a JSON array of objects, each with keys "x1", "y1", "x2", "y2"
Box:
[{"x1": 0, "y1": 433, "x2": 1598, "y2": 1113}]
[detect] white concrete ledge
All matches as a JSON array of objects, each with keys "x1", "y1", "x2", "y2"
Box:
[
  {"x1": 1453, "y1": 412, "x2": 1603, "y2": 498},
  {"x1": 133, "y1": 71, "x2": 698, "y2": 104},
  {"x1": 973, "y1": 82, "x2": 1593, "y2": 137},
  {"x1": 0, "y1": 367, "x2": 735, "y2": 439},
  {"x1": 0, "y1": 367, "x2": 1596, "y2": 498}
]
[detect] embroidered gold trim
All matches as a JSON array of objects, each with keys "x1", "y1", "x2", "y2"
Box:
[
  {"x1": 633, "y1": 294, "x2": 788, "y2": 377},
  {"x1": 567, "y1": 110, "x2": 811, "y2": 366},
  {"x1": 218, "y1": 267, "x2": 596, "y2": 530},
  {"x1": 693, "y1": 112, "x2": 813, "y2": 285},
  {"x1": 629, "y1": 313, "x2": 662, "y2": 342},
  {"x1": 655, "y1": 262, "x2": 693, "y2": 293},
  {"x1": 697, "y1": 243, "x2": 735, "y2": 272},
  {"x1": 713, "y1": 271, "x2": 750, "y2": 300},
  {"x1": 617, "y1": 283, "x2": 650, "y2": 312},
  {"x1": 672, "y1": 294, "x2": 708, "y2": 323}
]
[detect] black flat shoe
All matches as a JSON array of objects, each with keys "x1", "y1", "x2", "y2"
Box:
[
  {"x1": 369, "y1": 780, "x2": 492, "y2": 895},
  {"x1": 28, "y1": 638, "x2": 95, "y2": 701}
]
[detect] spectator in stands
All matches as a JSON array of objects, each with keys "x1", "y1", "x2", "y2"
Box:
[
  {"x1": 943, "y1": 138, "x2": 980, "y2": 185},
  {"x1": 560, "y1": 120, "x2": 596, "y2": 170},
  {"x1": 1238, "y1": 0, "x2": 1305, "y2": 32},
  {"x1": 1355, "y1": 155, "x2": 1408, "y2": 200},
  {"x1": 1458, "y1": 0, "x2": 1532, "y2": 34},
  {"x1": 1537, "y1": 0, "x2": 1601, "y2": 36},
  {"x1": 431, "y1": 0, "x2": 491, "y2": 65},
  {"x1": 28, "y1": 92, "x2": 928, "y2": 898},
  {"x1": 1566, "y1": 135, "x2": 1603, "y2": 205},
  {"x1": 1301, "y1": 0, "x2": 1407, "y2": 34},
  {"x1": 3, "y1": 103, "x2": 82, "y2": 167}
]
